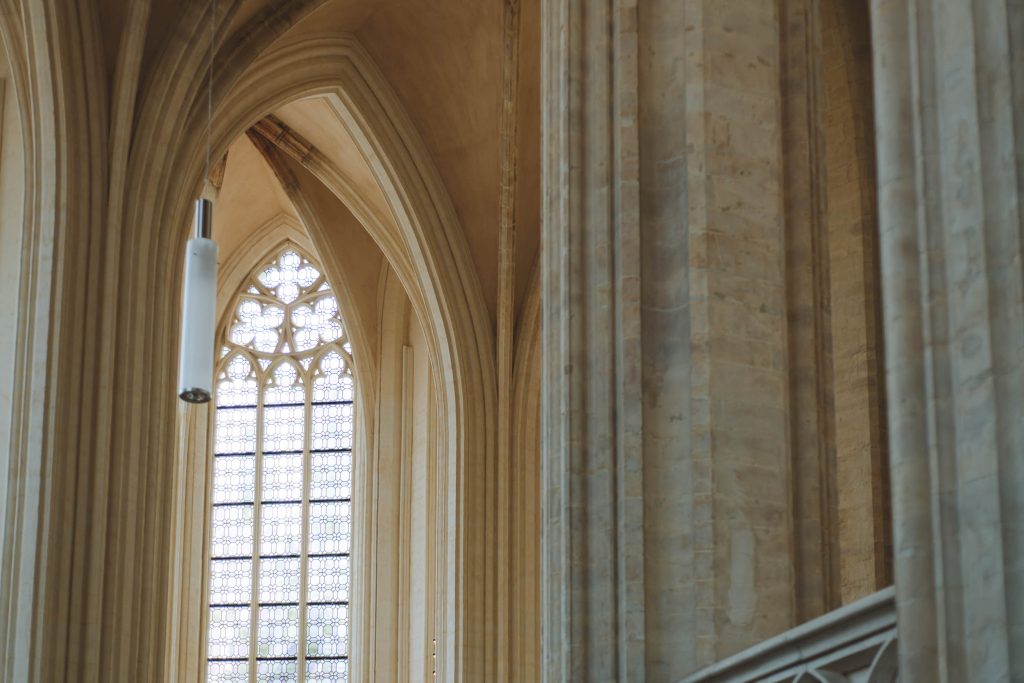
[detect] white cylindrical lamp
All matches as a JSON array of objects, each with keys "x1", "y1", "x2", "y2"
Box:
[{"x1": 178, "y1": 198, "x2": 219, "y2": 403}]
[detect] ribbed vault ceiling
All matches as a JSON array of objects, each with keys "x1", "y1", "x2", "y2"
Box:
[{"x1": 104, "y1": 0, "x2": 541, "y2": 322}]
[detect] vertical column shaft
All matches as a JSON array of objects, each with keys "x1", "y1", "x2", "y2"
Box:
[
  {"x1": 541, "y1": 0, "x2": 646, "y2": 680},
  {"x1": 870, "y1": 0, "x2": 1024, "y2": 679}
]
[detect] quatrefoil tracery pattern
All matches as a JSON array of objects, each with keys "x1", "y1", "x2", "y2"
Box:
[
  {"x1": 206, "y1": 244, "x2": 354, "y2": 683},
  {"x1": 225, "y1": 248, "x2": 353, "y2": 367}
]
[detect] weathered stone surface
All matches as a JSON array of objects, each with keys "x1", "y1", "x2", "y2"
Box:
[{"x1": 0, "y1": 1, "x2": 1020, "y2": 681}]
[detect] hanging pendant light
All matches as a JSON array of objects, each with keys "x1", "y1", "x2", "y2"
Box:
[
  {"x1": 179, "y1": 0, "x2": 218, "y2": 403},
  {"x1": 178, "y1": 199, "x2": 218, "y2": 402}
]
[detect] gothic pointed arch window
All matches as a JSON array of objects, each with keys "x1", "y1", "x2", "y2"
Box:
[{"x1": 205, "y1": 244, "x2": 354, "y2": 682}]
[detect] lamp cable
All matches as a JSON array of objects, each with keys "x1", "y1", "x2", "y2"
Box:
[{"x1": 205, "y1": 0, "x2": 215, "y2": 183}]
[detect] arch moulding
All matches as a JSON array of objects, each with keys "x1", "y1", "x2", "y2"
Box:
[{"x1": 145, "y1": 31, "x2": 498, "y2": 683}]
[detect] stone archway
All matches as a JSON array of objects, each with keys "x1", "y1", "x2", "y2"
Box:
[
  {"x1": 1, "y1": 5, "x2": 499, "y2": 680},
  {"x1": 138, "y1": 31, "x2": 498, "y2": 683}
]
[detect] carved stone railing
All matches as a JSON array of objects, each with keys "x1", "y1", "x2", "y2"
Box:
[{"x1": 681, "y1": 587, "x2": 898, "y2": 683}]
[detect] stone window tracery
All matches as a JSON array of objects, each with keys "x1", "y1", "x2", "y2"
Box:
[{"x1": 206, "y1": 245, "x2": 353, "y2": 683}]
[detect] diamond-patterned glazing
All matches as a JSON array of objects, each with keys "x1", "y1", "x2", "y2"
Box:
[
  {"x1": 260, "y1": 503, "x2": 303, "y2": 556},
  {"x1": 259, "y1": 556, "x2": 301, "y2": 604},
  {"x1": 306, "y1": 659, "x2": 347, "y2": 682},
  {"x1": 208, "y1": 606, "x2": 251, "y2": 659},
  {"x1": 257, "y1": 605, "x2": 300, "y2": 658},
  {"x1": 209, "y1": 558, "x2": 252, "y2": 605},
  {"x1": 211, "y1": 505, "x2": 254, "y2": 558},
  {"x1": 208, "y1": 660, "x2": 249, "y2": 683},
  {"x1": 311, "y1": 403, "x2": 353, "y2": 451},
  {"x1": 262, "y1": 453, "x2": 303, "y2": 502},
  {"x1": 264, "y1": 363, "x2": 304, "y2": 404},
  {"x1": 308, "y1": 502, "x2": 350, "y2": 556},
  {"x1": 312, "y1": 352, "x2": 353, "y2": 403},
  {"x1": 213, "y1": 455, "x2": 256, "y2": 504},
  {"x1": 307, "y1": 556, "x2": 349, "y2": 604},
  {"x1": 256, "y1": 659, "x2": 299, "y2": 683},
  {"x1": 208, "y1": 244, "x2": 355, "y2": 679},
  {"x1": 218, "y1": 354, "x2": 258, "y2": 407},
  {"x1": 216, "y1": 408, "x2": 258, "y2": 454},
  {"x1": 262, "y1": 405, "x2": 304, "y2": 453},
  {"x1": 306, "y1": 604, "x2": 348, "y2": 658},
  {"x1": 310, "y1": 452, "x2": 351, "y2": 501}
]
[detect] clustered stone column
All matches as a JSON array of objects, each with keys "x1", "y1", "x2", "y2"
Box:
[
  {"x1": 541, "y1": 0, "x2": 647, "y2": 678},
  {"x1": 544, "y1": 0, "x2": 1024, "y2": 680},
  {"x1": 870, "y1": 1, "x2": 1024, "y2": 680},
  {"x1": 541, "y1": 0, "x2": 795, "y2": 680}
]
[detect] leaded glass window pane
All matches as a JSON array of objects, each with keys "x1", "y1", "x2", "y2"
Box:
[{"x1": 207, "y1": 245, "x2": 353, "y2": 681}]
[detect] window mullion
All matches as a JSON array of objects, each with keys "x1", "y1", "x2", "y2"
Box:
[
  {"x1": 297, "y1": 368, "x2": 314, "y2": 683},
  {"x1": 206, "y1": 248, "x2": 352, "y2": 682},
  {"x1": 248, "y1": 381, "x2": 266, "y2": 681}
]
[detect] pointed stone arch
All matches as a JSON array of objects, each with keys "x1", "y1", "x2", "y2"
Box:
[
  {"x1": 0, "y1": 4, "x2": 498, "y2": 676},
  {"x1": 115, "y1": 29, "x2": 497, "y2": 683}
]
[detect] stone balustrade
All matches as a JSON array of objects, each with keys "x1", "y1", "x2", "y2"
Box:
[{"x1": 681, "y1": 588, "x2": 898, "y2": 683}]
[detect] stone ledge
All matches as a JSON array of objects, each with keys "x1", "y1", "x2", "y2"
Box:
[{"x1": 681, "y1": 587, "x2": 897, "y2": 683}]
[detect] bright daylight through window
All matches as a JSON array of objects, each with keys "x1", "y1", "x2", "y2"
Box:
[{"x1": 205, "y1": 245, "x2": 354, "y2": 682}]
